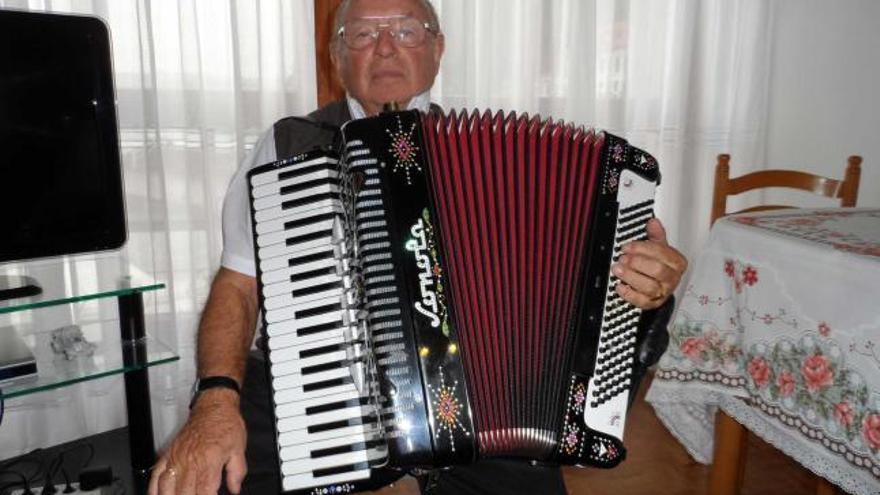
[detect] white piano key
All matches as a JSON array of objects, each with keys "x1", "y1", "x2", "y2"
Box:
[
  {"x1": 276, "y1": 404, "x2": 377, "y2": 434},
  {"x1": 280, "y1": 447, "x2": 386, "y2": 477},
  {"x1": 267, "y1": 328, "x2": 346, "y2": 353},
  {"x1": 274, "y1": 389, "x2": 361, "y2": 419},
  {"x1": 278, "y1": 421, "x2": 381, "y2": 449},
  {"x1": 270, "y1": 349, "x2": 348, "y2": 378},
  {"x1": 253, "y1": 182, "x2": 340, "y2": 212},
  {"x1": 282, "y1": 467, "x2": 372, "y2": 492},
  {"x1": 250, "y1": 156, "x2": 337, "y2": 187},
  {"x1": 265, "y1": 321, "x2": 348, "y2": 346},
  {"x1": 255, "y1": 203, "x2": 342, "y2": 236},
  {"x1": 258, "y1": 234, "x2": 335, "y2": 261},
  {"x1": 272, "y1": 367, "x2": 352, "y2": 392},
  {"x1": 258, "y1": 244, "x2": 335, "y2": 274},
  {"x1": 261, "y1": 256, "x2": 342, "y2": 285},
  {"x1": 274, "y1": 381, "x2": 359, "y2": 406},
  {"x1": 257, "y1": 218, "x2": 337, "y2": 248},
  {"x1": 254, "y1": 196, "x2": 340, "y2": 223},
  {"x1": 252, "y1": 168, "x2": 339, "y2": 200},
  {"x1": 263, "y1": 285, "x2": 348, "y2": 311},
  {"x1": 279, "y1": 430, "x2": 381, "y2": 462},
  {"x1": 265, "y1": 305, "x2": 340, "y2": 327}
]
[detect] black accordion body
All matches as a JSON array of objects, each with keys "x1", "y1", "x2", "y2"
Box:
[{"x1": 247, "y1": 109, "x2": 661, "y2": 494}]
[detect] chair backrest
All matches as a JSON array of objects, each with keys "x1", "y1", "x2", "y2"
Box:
[{"x1": 710, "y1": 154, "x2": 862, "y2": 226}]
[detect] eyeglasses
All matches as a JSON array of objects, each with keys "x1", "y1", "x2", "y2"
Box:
[{"x1": 337, "y1": 16, "x2": 438, "y2": 50}]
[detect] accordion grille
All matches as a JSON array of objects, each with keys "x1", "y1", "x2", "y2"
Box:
[{"x1": 422, "y1": 110, "x2": 601, "y2": 457}]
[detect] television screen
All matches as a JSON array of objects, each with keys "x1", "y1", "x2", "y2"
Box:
[{"x1": 0, "y1": 10, "x2": 126, "y2": 264}]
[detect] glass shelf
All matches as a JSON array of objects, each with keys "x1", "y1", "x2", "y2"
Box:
[
  {"x1": 0, "y1": 253, "x2": 177, "y2": 399},
  {"x1": 0, "y1": 320, "x2": 178, "y2": 400},
  {"x1": 0, "y1": 253, "x2": 164, "y2": 314}
]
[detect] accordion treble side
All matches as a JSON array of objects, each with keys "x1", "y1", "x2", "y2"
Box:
[{"x1": 247, "y1": 108, "x2": 660, "y2": 494}]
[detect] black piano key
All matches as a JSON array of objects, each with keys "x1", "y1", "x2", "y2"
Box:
[
  {"x1": 292, "y1": 280, "x2": 344, "y2": 298},
  {"x1": 279, "y1": 177, "x2": 339, "y2": 196},
  {"x1": 311, "y1": 458, "x2": 385, "y2": 478},
  {"x1": 282, "y1": 191, "x2": 337, "y2": 210},
  {"x1": 290, "y1": 266, "x2": 338, "y2": 283},
  {"x1": 307, "y1": 414, "x2": 376, "y2": 434},
  {"x1": 305, "y1": 396, "x2": 371, "y2": 416},
  {"x1": 283, "y1": 211, "x2": 340, "y2": 231},
  {"x1": 296, "y1": 320, "x2": 343, "y2": 337},
  {"x1": 301, "y1": 359, "x2": 348, "y2": 375},
  {"x1": 310, "y1": 439, "x2": 385, "y2": 459},
  {"x1": 285, "y1": 228, "x2": 333, "y2": 246},
  {"x1": 294, "y1": 302, "x2": 342, "y2": 319},
  {"x1": 299, "y1": 342, "x2": 344, "y2": 359},
  {"x1": 302, "y1": 375, "x2": 353, "y2": 393},
  {"x1": 289, "y1": 249, "x2": 335, "y2": 268},
  {"x1": 277, "y1": 163, "x2": 337, "y2": 182}
]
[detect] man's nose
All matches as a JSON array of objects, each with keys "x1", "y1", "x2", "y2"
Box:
[{"x1": 374, "y1": 29, "x2": 398, "y2": 57}]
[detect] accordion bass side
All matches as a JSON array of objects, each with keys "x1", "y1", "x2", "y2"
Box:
[{"x1": 247, "y1": 109, "x2": 661, "y2": 494}]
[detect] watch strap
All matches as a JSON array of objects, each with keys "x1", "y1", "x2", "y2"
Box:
[{"x1": 190, "y1": 375, "x2": 241, "y2": 409}]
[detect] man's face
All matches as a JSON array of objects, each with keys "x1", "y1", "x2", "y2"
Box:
[{"x1": 331, "y1": 0, "x2": 444, "y2": 116}]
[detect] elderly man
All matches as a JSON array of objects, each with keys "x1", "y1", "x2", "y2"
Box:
[{"x1": 149, "y1": 0, "x2": 687, "y2": 494}]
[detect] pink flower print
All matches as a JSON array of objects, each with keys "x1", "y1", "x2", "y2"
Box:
[
  {"x1": 742, "y1": 266, "x2": 758, "y2": 286},
  {"x1": 762, "y1": 314, "x2": 774, "y2": 325},
  {"x1": 698, "y1": 295, "x2": 709, "y2": 306},
  {"x1": 680, "y1": 337, "x2": 707, "y2": 360},
  {"x1": 724, "y1": 260, "x2": 736, "y2": 278},
  {"x1": 801, "y1": 353, "x2": 834, "y2": 393},
  {"x1": 863, "y1": 413, "x2": 880, "y2": 450},
  {"x1": 776, "y1": 370, "x2": 796, "y2": 397},
  {"x1": 834, "y1": 402, "x2": 855, "y2": 428},
  {"x1": 748, "y1": 356, "x2": 772, "y2": 388},
  {"x1": 818, "y1": 322, "x2": 831, "y2": 337}
]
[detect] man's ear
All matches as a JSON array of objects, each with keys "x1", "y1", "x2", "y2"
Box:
[
  {"x1": 330, "y1": 42, "x2": 342, "y2": 74},
  {"x1": 433, "y1": 33, "x2": 445, "y2": 65}
]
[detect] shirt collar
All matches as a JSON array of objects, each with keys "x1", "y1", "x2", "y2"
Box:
[{"x1": 346, "y1": 90, "x2": 431, "y2": 121}]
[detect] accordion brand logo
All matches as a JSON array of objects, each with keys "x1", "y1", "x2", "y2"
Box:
[{"x1": 405, "y1": 209, "x2": 448, "y2": 332}]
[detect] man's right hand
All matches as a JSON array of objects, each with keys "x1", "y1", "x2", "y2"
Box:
[{"x1": 148, "y1": 388, "x2": 247, "y2": 495}]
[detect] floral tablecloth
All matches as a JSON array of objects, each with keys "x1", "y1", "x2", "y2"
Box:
[{"x1": 646, "y1": 208, "x2": 880, "y2": 495}]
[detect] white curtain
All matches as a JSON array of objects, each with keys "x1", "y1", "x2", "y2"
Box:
[
  {"x1": 0, "y1": 0, "x2": 316, "y2": 459},
  {"x1": 1, "y1": 0, "x2": 780, "y2": 460},
  {"x1": 433, "y1": 0, "x2": 776, "y2": 262}
]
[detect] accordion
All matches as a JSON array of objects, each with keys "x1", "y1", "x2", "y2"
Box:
[{"x1": 247, "y1": 109, "x2": 660, "y2": 494}]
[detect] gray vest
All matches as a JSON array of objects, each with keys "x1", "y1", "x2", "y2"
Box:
[{"x1": 272, "y1": 100, "x2": 442, "y2": 158}]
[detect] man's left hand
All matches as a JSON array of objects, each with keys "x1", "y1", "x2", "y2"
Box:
[{"x1": 612, "y1": 218, "x2": 687, "y2": 310}]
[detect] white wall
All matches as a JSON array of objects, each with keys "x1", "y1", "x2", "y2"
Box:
[{"x1": 763, "y1": 0, "x2": 880, "y2": 207}]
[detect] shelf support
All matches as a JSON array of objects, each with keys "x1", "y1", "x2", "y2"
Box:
[{"x1": 118, "y1": 292, "x2": 156, "y2": 495}]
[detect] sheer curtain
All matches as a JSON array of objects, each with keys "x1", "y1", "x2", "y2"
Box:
[
  {"x1": 0, "y1": 0, "x2": 781, "y2": 460},
  {"x1": 432, "y1": 0, "x2": 777, "y2": 261},
  {"x1": 0, "y1": 0, "x2": 316, "y2": 458}
]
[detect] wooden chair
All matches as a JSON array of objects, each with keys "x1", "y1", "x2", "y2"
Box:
[{"x1": 710, "y1": 154, "x2": 862, "y2": 226}]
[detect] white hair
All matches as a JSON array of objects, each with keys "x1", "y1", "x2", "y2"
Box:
[{"x1": 331, "y1": 0, "x2": 442, "y2": 42}]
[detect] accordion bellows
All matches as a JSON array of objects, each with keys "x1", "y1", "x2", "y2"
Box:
[{"x1": 247, "y1": 108, "x2": 660, "y2": 494}]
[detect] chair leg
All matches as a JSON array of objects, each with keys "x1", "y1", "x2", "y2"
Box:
[
  {"x1": 709, "y1": 412, "x2": 749, "y2": 495},
  {"x1": 816, "y1": 477, "x2": 839, "y2": 495}
]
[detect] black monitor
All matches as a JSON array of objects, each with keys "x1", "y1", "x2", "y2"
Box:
[{"x1": 0, "y1": 10, "x2": 127, "y2": 297}]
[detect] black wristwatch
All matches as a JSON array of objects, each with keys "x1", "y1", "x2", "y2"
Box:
[{"x1": 189, "y1": 376, "x2": 241, "y2": 409}]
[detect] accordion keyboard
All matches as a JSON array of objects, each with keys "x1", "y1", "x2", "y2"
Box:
[
  {"x1": 249, "y1": 155, "x2": 387, "y2": 493},
  {"x1": 585, "y1": 169, "x2": 656, "y2": 441}
]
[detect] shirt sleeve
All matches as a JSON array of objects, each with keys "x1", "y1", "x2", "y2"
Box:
[{"x1": 220, "y1": 130, "x2": 278, "y2": 277}]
